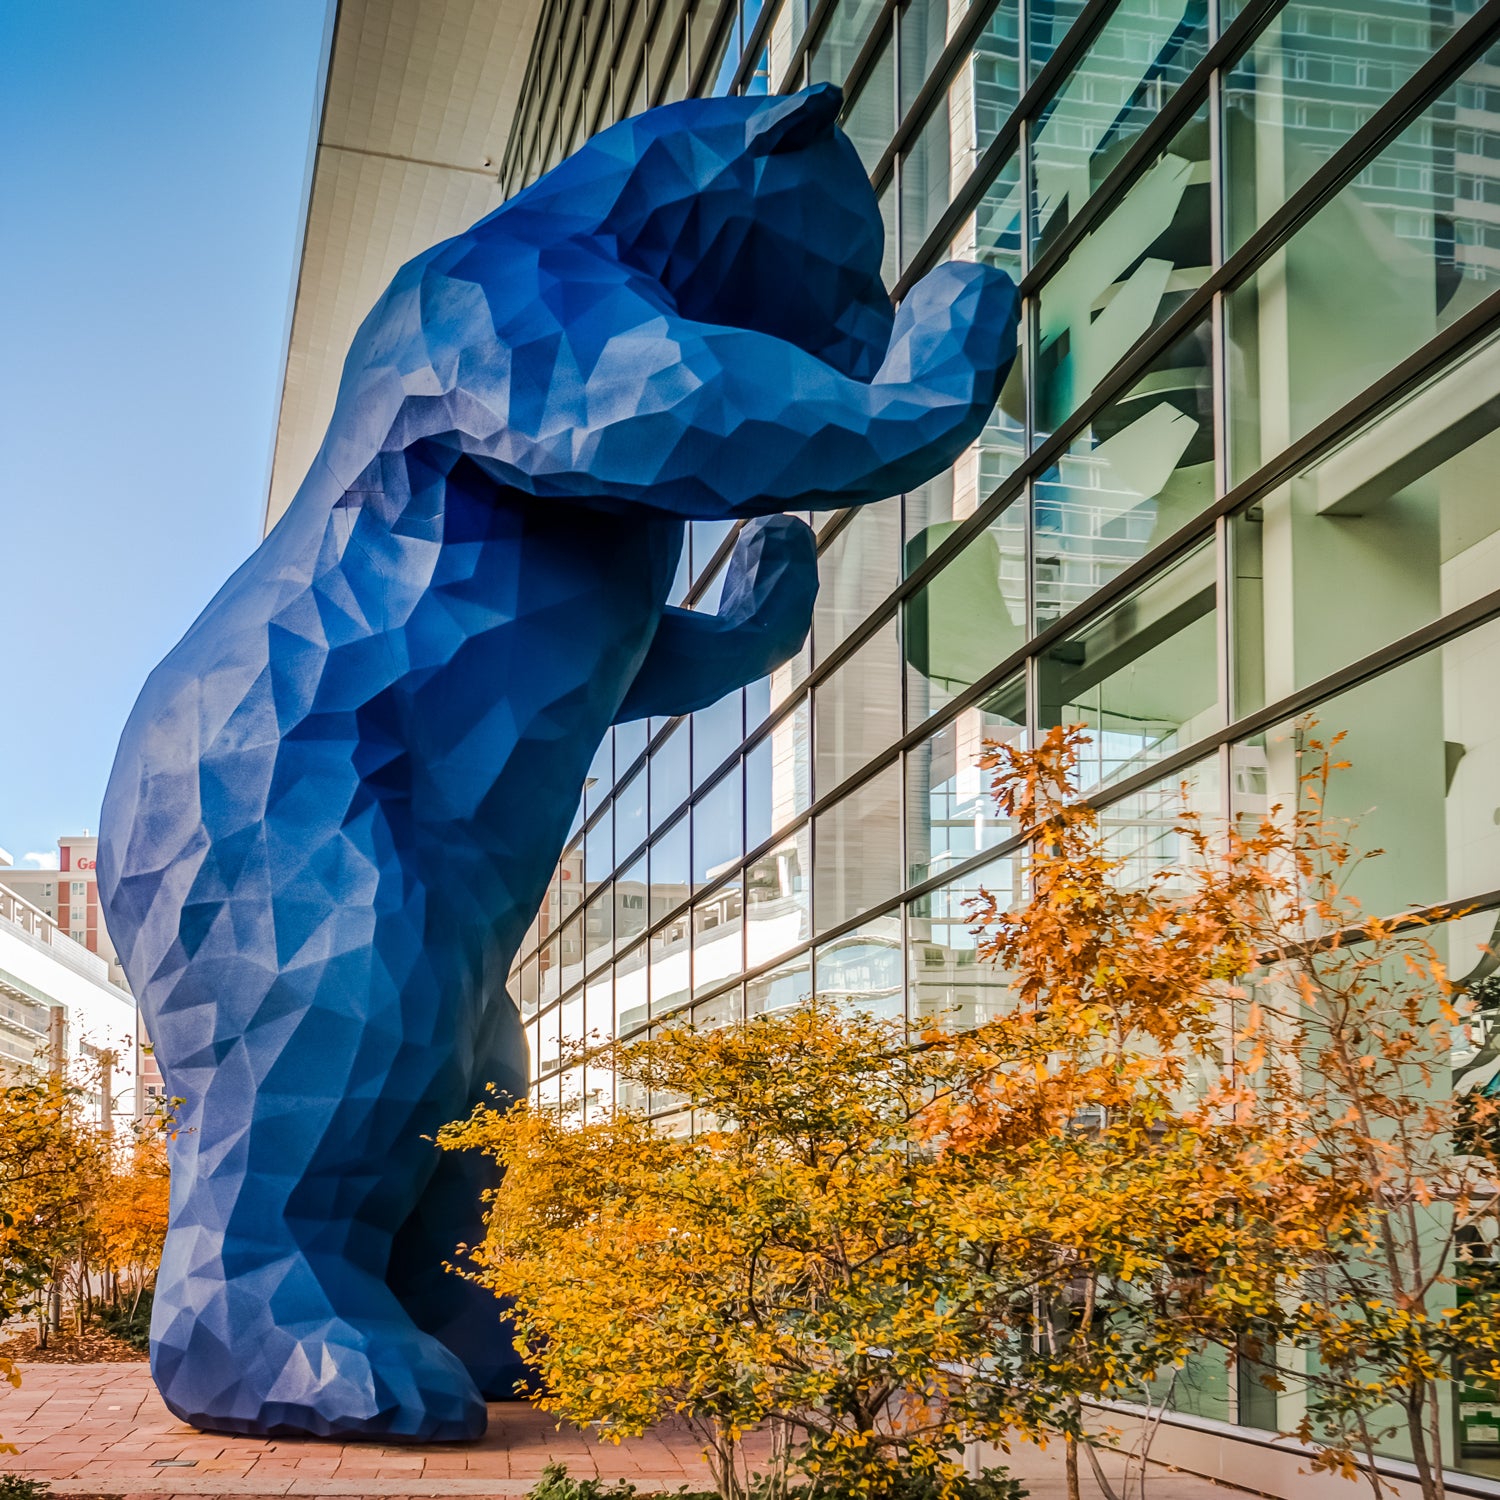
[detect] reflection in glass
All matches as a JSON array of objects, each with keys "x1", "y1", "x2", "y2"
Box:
[
  {"x1": 814, "y1": 760, "x2": 903, "y2": 932},
  {"x1": 694, "y1": 764, "x2": 744, "y2": 888},
  {"x1": 906, "y1": 674, "x2": 1027, "y2": 885},
  {"x1": 908, "y1": 851, "x2": 1025, "y2": 1027},
  {"x1": 747, "y1": 951, "x2": 813, "y2": 1014},
  {"x1": 1034, "y1": 319, "x2": 1214, "y2": 629},
  {"x1": 904, "y1": 500, "x2": 1025, "y2": 726},
  {"x1": 1228, "y1": 43, "x2": 1500, "y2": 484},
  {"x1": 809, "y1": 0, "x2": 886, "y2": 87},
  {"x1": 1099, "y1": 756, "x2": 1221, "y2": 890},
  {"x1": 584, "y1": 888, "x2": 613, "y2": 976},
  {"x1": 616, "y1": 853, "x2": 649, "y2": 952},
  {"x1": 815, "y1": 911, "x2": 904, "y2": 1017},
  {"x1": 814, "y1": 499, "x2": 900, "y2": 665},
  {"x1": 649, "y1": 814, "x2": 690, "y2": 919},
  {"x1": 1025, "y1": 0, "x2": 1084, "y2": 80},
  {"x1": 616, "y1": 941, "x2": 649, "y2": 1040},
  {"x1": 650, "y1": 908, "x2": 693, "y2": 1019},
  {"x1": 1235, "y1": 616, "x2": 1500, "y2": 925},
  {"x1": 844, "y1": 33, "x2": 895, "y2": 172},
  {"x1": 694, "y1": 878, "x2": 744, "y2": 996},
  {"x1": 693, "y1": 689, "x2": 744, "y2": 787},
  {"x1": 583, "y1": 971, "x2": 615, "y2": 1115},
  {"x1": 584, "y1": 805, "x2": 613, "y2": 895},
  {"x1": 746, "y1": 696, "x2": 811, "y2": 851},
  {"x1": 692, "y1": 986, "x2": 742, "y2": 1030},
  {"x1": 1035, "y1": 104, "x2": 1211, "y2": 437},
  {"x1": 1030, "y1": 0, "x2": 1209, "y2": 257},
  {"x1": 899, "y1": 0, "x2": 1021, "y2": 266},
  {"x1": 616, "y1": 763, "x2": 648, "y2": 861},
  {"x1": 1037, "y1": 543, "x2": 1221, "y2": 791},
  {"x1": 747, "y1": 824, "x2": 812, "y2": 965},
  {"x1": 584, "y1": 732, "x2": 614, "y2": 817},
  {"x1": 1234, "y1": 329, "x2": 1500, "y2": 718},
  {"x1": 1223, "y1": 0, "x2": 1463, "y2": 255},
  {"x1": 815, "y1": 616, "x2": 902, "y2": 795},
  {"x1": 948, "y1": 151, "x2": 1024, "y2": 283},
  {"x1": 650, "y1": 722, "x2": 691, "y2": 829}
]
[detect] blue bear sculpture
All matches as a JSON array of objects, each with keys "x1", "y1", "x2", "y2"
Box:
[{"x1": 98, "y1": 84, "x2": 1019, "y2": 1443}]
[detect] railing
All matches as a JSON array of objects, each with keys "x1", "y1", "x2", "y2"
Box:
[{"x1": 0, "y1": 886, "x2": 112, "y2": 985}]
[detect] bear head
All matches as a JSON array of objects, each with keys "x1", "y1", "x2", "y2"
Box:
[{"x1": 519, "y1": 84, "x2": 895, "y2": 382}]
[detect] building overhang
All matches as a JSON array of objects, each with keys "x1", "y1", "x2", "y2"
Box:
[{"x1": 264, "y1": 0, "x2": 545, "y2": 533}]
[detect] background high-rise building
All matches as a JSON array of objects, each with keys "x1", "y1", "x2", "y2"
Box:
[{"x1": 271, "y1": 0, "x2": 1500, "y2": 1485}]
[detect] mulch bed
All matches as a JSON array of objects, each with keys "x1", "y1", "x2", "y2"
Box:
[{"x1": 0, "y1": 1325, "x2": 146, "y2": 1363}]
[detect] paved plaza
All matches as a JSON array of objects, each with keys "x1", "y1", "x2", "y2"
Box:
[{"x1": 0, "y1": 1363, "x2": 1248, "y2": 1499}]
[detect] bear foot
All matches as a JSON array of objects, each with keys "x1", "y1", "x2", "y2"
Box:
[{"x1": 152, "y1": 1311, "x2": 487, "y2": 1442}]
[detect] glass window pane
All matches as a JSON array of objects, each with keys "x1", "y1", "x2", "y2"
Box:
[
  {"x1": 1037, "y1": 542, "x2": 1221, "y2": 792},
  {"x1": 905, "y1": 673, "x2": 1027, "y2": 885},
  {"x1": 615, "y1": 942, "x2": 649, "y2": 1041},
  {"x1": 1026, "y1": 0, "x2": 1086, "y2": 82},
  {"x1": 947, "y1": 150, "x2": 1024, "y2": 283},
  {"x1": 694, "y1": 879, "x2": 744, "y2": 996},
  {"x1": 692, "y1": 985, "x2": 742, "y2": 1029},
  {"x1": 617, "y1": 853, "x2": 649, "y2": 951},
  {"x1": 650, "y1": 909, "x2": 693, "y2": 1019},
  {"x1": 879, "y1": 174, "x2": 899, "y2": 286},
  {"x1": 615, "y1": 717, "x2": 648, "y2": 773},
  {"x1": 747, "y1": 825, "x2": 812, "y2": 965},
  {"x1": 615, "y1": 763, "x2": 648, "y2": 861},
  {"x1": 691, "y1": 518, "x2": 735, "y2": 580},
  {"x1": 1234, "y1": 329, "x2": 1500, "y2": 718},
  {"x1": 908, "y1": 849, "x2": 1025, "y2": 1028},
  {"x1": 899, "y1": 1, "x2": 1021, "y2": 265},
  {"x1": 815, "y1": 911, "x2": 904, "y2": 1017},
  {"x1": 559, "y1": 911, "x2": 585, "y2": 995},
  {"x1": 519, "y1": 951, "x2": 541, "y2": 1019},
  {"x1": 813, "y1": 497, "x2": 901, "y2": 665},
  {"x1": 650, "y1": 722, "x2": 691, "y2": 830},
  {"x1": 904, "y1": 500, "x2": 1026, "y2": 726},
  {"x1": 814, "y1": 616, "x2": 903, "y2": 794},
  {"x1": 1033, "y1": 318, "x2": 1214, "y2": 629},
  {"x1": 1030, "y1": 0, "x2": 1209, "y2": 257},
  {"x1": 585, "y1": 805, "x2": 613, "y2": 896},
  {"x1": 747, "y1": 951, "x2": 812, "y2": 1014},
  {"x1": 584, "y1": 732, "x2": 614, "y2": 817},
  {"x1": 1099, "y1": 755, "x2": 1221, "y2": 887},
  {"x1": 746, "y1": 697, "x2": 811, "y2": 848},
  {"x1": 649, "y1": 814, "x2": 690, "y2": 919},
  {"x1": 1235, "y1": 616, "x2": 1500, "y2": 923},
  {"x1": 845, "y1": 32, "x2": 896, "y2": 173},
  {"x1": 814, "y1": 760, "x2": 903, "y2": 932},
  {"x1": 693, "y1": 689, "x2": 744, "y2": 787},
  {"x1": 1035, "y1": 101, "x2": 1211, "y2": 437},
  {"x1": 1223, "y1": 0, "x2": 1464, "y2": 255},
  {"x1": 1228, "y1": 42, "x2": 1500, "y2": 485},
  {"x1": 694, "y1": 764, "x2": 744, "y2": 888},
  {"x1": 809, "y1": 0, "x2": 886, "y2": 87},
  {"x1": 584, "y1": 887, "x2": 614, "y2": 976}
]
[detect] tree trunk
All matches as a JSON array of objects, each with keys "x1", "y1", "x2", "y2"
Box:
[
  {"x1": 1064, "y1": 1433, "x2": 1080, "y2": 1500},
  {"x1": 1404, "y1": 1392, "x2": 1444, "y2": 1500}
]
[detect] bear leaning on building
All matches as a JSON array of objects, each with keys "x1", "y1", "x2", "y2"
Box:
[{"x1": 98, "y1": 83, "x2": 1020, "y2": 1442}]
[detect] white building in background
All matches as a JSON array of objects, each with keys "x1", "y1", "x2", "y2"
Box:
[
  {"x1": 0, "y1": 879, "x2": 137, "y2": 1127},
  {"x1": 0, "y1": 839, "x2": 165, "y2": 1116}
]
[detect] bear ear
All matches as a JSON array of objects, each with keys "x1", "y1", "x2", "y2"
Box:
[{"x1": 747, "y1": 83, "x2": 844, "y2": 157}]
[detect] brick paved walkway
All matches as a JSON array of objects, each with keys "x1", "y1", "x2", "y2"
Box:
[{"x1": 0, "y1": 1363, "x2": 1245, "y2": 1499}]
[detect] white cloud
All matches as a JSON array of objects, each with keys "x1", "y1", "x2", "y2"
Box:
[{"x1": 23, "y1": 852, "x2": 59, "y2": 870}]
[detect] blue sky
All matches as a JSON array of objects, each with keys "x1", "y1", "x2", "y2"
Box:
[{"x1": 0, "y1": 1, "x2": 330, "y2": 867}]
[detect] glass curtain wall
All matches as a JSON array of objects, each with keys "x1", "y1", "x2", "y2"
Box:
[{"x1": 499, "y1": 0, "x2": 1500, "y2": 1477}]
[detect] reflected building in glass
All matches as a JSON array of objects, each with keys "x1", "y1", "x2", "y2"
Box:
[{"x1": 273, "y1": 0, "x2": 1500, "y2": 1483}]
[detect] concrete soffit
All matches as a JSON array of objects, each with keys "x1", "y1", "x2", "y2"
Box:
[{"x1": 263, "y1": 0, "x2": 546, "y2": 534}]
